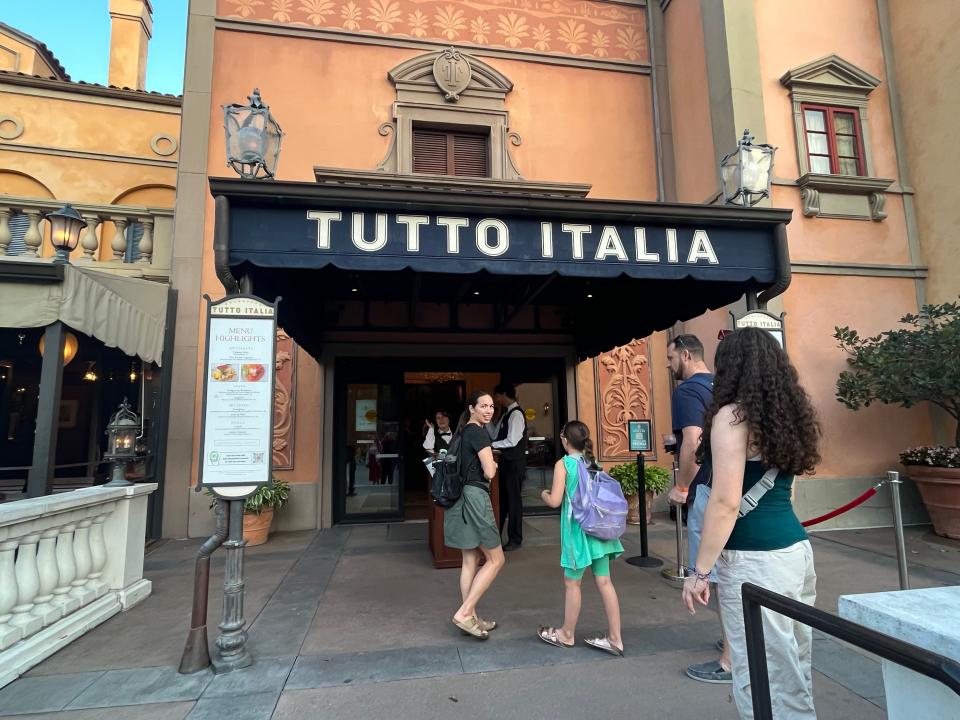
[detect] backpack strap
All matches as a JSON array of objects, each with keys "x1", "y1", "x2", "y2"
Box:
[{"x1": 737, "y1": 468, "x2": 779, "y2": 518}]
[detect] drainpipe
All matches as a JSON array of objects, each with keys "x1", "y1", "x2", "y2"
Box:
[
  {"x1": 757, "y1": 223, "x2": 791, "y2": 308},
  {"x1": 178, "y1": 497, "x2": 229, "y2": 674},
  {"x1": 213, "y1": 195, "x2": 240, "y2": 296}
]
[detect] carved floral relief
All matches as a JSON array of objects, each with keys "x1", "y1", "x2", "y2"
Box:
[
  {"x1": 221, "y1": 0, "x2": 649, "y2": 65},
  {"x1": 595, "y1": 338, "x2": 653, "y2": 460},
  {"x1": 273, "y1": 330, "x2": 297, "y2": 469}
]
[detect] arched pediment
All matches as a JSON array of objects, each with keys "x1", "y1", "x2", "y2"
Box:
[{"x1": 388, "y1": 47, "x2": 513, "y2": 99}]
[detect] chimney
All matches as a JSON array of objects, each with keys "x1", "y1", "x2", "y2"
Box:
[{"x1": 108, "y1": 0, "x2": 153, "y2": 90}]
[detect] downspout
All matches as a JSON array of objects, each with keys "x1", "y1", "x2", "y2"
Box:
[
  {"x1": 213, "y1": 194, "x2": 240, "y2": 295},
  {"x1": 757, "y1": 223, "x2": 791, "y2": 308}
]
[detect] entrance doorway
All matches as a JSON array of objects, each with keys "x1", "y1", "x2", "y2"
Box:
[{"x1": 333, "y1": 357, "x2": 565, "y2": 524}]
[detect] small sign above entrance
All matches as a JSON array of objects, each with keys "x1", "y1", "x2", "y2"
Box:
[
  {"x1": 628, "y1": 419, "x2": 652, "y2": 453},
  {"x1": 198, "y1": 294, "x2": 279, "y2": 496},
  {"x1": 734, "y1": 310, "x2": 785, "y2": 349}
]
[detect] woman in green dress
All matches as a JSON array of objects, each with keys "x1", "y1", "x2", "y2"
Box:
[
  {"x1": 445, "y1": 390, "x2": 505, "y2": 640},
  {"x1": 537, "y1": 421, "x2": 625, "y2": 655}
]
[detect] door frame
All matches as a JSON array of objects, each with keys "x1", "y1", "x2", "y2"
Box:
[{"x1": 326, "y1": 346, "x2": 575, "y2": 527}]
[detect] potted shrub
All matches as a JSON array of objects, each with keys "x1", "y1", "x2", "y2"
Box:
[
  {"x1": 608, "y1": 462, "x2": 672, "y2": 524},
  {"x1": 835, "y1": 301, "x2": 960, "y2": 538},
  {"x1": 206, "y1": 476, "x2": 291, "y2": 546}
]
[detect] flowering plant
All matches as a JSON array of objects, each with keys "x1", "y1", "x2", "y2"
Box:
[{"x1": 900, "y1": 446, "x2": 960, "y2": 469}]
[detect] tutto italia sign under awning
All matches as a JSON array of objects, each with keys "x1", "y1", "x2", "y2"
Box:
[{"x1": 228, "y1": 205, "x2": 779, "y2": 284}]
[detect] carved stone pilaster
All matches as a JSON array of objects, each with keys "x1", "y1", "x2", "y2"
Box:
[
  {"x1": 272, "y1": 330, "x2": 297, "y2": 469},
  {"x1": 595, "y1": 339, "x2": 654, "y2": 461}
]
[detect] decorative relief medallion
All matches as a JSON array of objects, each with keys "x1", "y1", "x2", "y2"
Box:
[
  {"x1": 150, "y1": 133, "x2": 178, "y2": 157},
  {"x1": 595, "y1": 338, "x2": 654, "y2": 461},
  {"x1": 273, "y1": 330, "x2": 297, "y2": 469},
  {"x1": 432, "y1": 47, "x2": 471, "y2": 101},
  {"x1": 0, "y1": 115, "x2": 24, "y2": 140}
]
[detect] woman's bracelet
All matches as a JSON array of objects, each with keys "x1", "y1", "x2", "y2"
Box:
[{"x1": 684, "y1": 566, "x2": 712, "y2": 582}]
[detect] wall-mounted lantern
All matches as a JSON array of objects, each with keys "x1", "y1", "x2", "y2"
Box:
[
  {"x1": 222, "y1": 88, "x2": 283, "y2": 180},
  {"x1": 103, "y1": 398, "x2": 140, "y2": 487},
  {"x1": 720, "y1": 130, "x2": 776, "y2": 207},
  {"x1": 46, "y1": 204, "x2": 87, "y2": 264}
]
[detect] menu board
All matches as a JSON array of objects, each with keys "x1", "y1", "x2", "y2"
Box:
[{"x1": 199, "y1": 296, "x2": 277, "y2": 488}]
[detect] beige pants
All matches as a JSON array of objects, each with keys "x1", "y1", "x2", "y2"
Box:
[{"x1": 717, "y1": 540, "x2": 817, "y2": 720}]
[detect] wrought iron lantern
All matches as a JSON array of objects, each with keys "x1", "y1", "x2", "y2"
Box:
[
  {"x1": 222, "y1": 88, "x2": 283, "y2": 180},
  {"x1": 46, "y1": 204, "x2": 87, "y2": 264},
  {"x1": 103, "y1": 397, "x2": 140, "y2": 487},
  {"x1": 720, "y1": 129, "x2": 776, "y2": 207}
]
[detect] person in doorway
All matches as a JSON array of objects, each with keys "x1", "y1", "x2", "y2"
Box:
[
  {"x1": 681, "y1": 328, "x2": 820, "y2": 720},
  {"x1": 445, "y1": 391, "x2": 505, "y2": 640},
  {"x1": 665, "y1": 333, "x2": 731, "y2": 683},
  {"x1": 537, "y1": 421, "x2": 624, "y2": 655},
  {"x1": 490, "y1": 382, "x2": 527, "y2": 551},
  {"x1": 423, "y1": 409, "x2": 454, "y2": 457}
]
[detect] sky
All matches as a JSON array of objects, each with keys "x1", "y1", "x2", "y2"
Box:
[{"x1": 2, "y1": 0, "x2": 188, "y2": 95}]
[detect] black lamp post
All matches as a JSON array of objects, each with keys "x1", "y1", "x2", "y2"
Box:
[
  {"x1": 720, "y1": 130, "x2": 776, "y2": 207},
  {"x1": 103, "y1": 398, "x2": 140, "y2": 487},
  {"x1": 222, "y1": 88, "x2": 283, "y2": 180},
  {"x1": 46, "y1": 204, "x2": 87, "y2": 264}
]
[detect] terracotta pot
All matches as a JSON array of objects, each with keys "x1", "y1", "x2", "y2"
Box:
[
  {"x1": 626, "y1": 493, "x2": 640, "y2": 525},
  {"x1": 904, "y1": 465, "x2": 960, "y2": 540},
  {"x1": 243, "y1": 507, "x2": 274, "y2": 546}
]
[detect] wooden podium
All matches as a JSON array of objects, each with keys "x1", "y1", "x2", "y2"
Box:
[{"x1": 428, "y1": 468, "x2": 501, "y2": 569}]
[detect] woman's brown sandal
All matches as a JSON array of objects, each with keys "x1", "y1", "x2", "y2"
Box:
[
  {"x1": 453, "y1": 615, "x2": 489, "y2": 640},
  {"x1": 461, "y1": 614, "x2": 497, "y2": 635},
  {"x1": 537, "y1": 626, "x2": 574, "y2": 649}
]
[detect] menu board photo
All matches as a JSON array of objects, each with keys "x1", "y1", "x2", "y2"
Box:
[{"x1": 199, "y1": 296, "x2": 277, "y2": 488}]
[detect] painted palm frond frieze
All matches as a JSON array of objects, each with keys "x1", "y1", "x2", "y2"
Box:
[
  {"x1": 218, "y1": 0, "x2": 648, "y2": 65},
  {"x1": 596, "y1": 339, "x2": 653, "y2": 460}
]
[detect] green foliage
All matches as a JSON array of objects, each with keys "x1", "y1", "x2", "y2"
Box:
[
  {"x1": 608, "y1": 462, "x2": 671, "y2": 496},
  {"x1": 205, "y1": 476, "x2": 291, "y2": 515},
  {"x1": 835, "y1": 301, "x2": 960, "y2": 447}
]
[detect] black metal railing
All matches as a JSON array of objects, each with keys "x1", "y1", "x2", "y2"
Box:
[{"x1": 742, "y1": 582, "x2": 960, "y2": 720}]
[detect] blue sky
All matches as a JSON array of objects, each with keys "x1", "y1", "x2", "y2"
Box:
[{"x1": 2, "y1": 0, "x2": 188, "y2": 95}]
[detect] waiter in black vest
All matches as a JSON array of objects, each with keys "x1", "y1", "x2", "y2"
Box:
[
  {"x1": 490, "y1": 382, "x2": 527, "y2": 551},
  {"x1": 423, "y1": 409, "x2": 454, "y2": 457}
]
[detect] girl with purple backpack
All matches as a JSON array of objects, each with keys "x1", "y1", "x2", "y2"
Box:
[{"x1": 537, "y1": 421, "x2": 625, "y2": 655}]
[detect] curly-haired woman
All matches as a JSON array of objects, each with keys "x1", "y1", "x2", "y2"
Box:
[{"x1": 680, "y1": 327, "x2": 821, "y2": 720}]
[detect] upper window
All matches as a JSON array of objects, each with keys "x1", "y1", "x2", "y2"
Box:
[
  {"x1": 412, "y1": 128, "x2": 490, "y2": 177},
  {"x1": 802, "y1": 104, "x2": 864, "y2": 176}
]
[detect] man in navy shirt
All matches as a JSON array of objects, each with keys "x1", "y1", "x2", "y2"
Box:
[{"x1": 667, "y1": 334, "x2": 731, "y2": 684}]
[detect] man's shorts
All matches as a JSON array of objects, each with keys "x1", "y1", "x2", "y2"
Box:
[{"x1": 687, "y1": 486, "x2": 719, "y2": 583}]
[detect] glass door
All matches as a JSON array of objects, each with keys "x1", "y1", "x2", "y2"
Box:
[{"x1": 335, "y1": 364, "x2": 404, "y2": 522}]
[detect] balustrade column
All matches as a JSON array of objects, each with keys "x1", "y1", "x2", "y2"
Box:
[
  {"x1": 22, "y1": 210, "x2": 43, "y2": 258},
  {"x1": 136, "y1": 217, "x2": 154, "y2": 265},
  {"x1": 32, "y1": 528, "x2": 63, "y2": 626},
  {"x1": 0, "y1": 207, "x2": 11, "y2": 256},
  {"x1": 0, "y1": 540, "x2": 22, "y2": 650},
  {"x1": 69, "y1": 519, "x2": 96, "y2": 605},
  {"x1": 51, "y1": 523, "x2": 80, "y2": 616},
  {"x1": 86, "y1": 513, "x2": 109, "y2": 598},
  {"x1": 110, "y1": 216, "x2": 129, "y2": 262},
  {"x1": 10, "y1": 534, "x2": 43, "y2": 639},
  {"x1": 79, "y1": 215, "x2": 101, "y2": 262}
]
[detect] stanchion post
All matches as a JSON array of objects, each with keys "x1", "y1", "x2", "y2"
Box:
[
  {"x1": 212, "y1": 498, "x2": 253, "y2": 672},
  {"x1": 661, "y1": 457, "x2": 685, "y2": 584},
  {"x1": 887, "y1": 470, "x2": 910, "y2": 591},
  {"x1": 627, "y1": 452, "x2": 663, "y2": 568}
]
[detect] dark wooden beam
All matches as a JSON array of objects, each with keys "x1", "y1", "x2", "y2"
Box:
[
  {"x1": 27, "y1": 321, "x2": 65, "y2": 498},
  {"x1": 498, "y1": 273, "x2": 557, "y2": 331}
]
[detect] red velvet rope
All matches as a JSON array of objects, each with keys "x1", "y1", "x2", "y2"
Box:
[{"x1": 801, "y1": 486, "x2": 879, "y2": 527}]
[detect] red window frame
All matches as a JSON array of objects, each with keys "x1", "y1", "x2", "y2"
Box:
[{"x1": 801, "y1": 103, "x2": 865, "y2": 176}]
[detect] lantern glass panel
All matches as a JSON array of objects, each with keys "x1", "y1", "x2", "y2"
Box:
[{"x1": 741, "y1": 145, "x2": 773, "y2": 194}]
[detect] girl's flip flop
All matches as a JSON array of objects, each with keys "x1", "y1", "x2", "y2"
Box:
[
  {"x1": 584, "y1": 635, "x2": 624, "y2": 657},
  {"x1": 537, "y1": 626, "x2": 574, "y2": 649}
]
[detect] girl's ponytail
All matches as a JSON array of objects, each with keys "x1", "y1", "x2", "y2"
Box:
[{"x1": 582, "y1": 437, "x2": 595, "y2": 464}]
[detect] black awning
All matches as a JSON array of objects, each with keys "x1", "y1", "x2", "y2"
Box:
[{"x1": 212, "y1": 178, "x2": 792, "y2": 359}]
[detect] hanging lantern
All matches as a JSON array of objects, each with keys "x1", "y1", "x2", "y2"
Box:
[{"x1": 38, "y1": 331, "x2": 79, "y2": 366}]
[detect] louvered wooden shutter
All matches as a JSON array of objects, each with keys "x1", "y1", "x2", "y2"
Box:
[{"x1": 412, "y1": 129, "x2": 489, "y2": 177}]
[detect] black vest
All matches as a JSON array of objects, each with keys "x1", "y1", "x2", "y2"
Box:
[
  {"x1": 433, "y1": 430, "x2": 453, "y2": 453},
  {"x1": 496, "y1": 405, "x2": 528, "y2": 463}
]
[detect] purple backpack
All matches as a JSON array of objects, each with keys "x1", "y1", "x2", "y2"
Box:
[{"x1": 567, "y1": 458, "x2": 628, "y2": 541}]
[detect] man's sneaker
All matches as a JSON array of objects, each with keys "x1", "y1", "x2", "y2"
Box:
[{"x1": 686, "y1": 660, "x2": 732, "y2": 684}]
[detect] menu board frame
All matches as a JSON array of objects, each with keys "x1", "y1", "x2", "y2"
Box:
[{"x1": 198, "y1": 294, "x2": 280, "y2": 495}]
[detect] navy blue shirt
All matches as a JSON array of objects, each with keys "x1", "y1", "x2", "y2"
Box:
[{"x1": 671, "y1": 373, "x2": 713, "y2": 505}]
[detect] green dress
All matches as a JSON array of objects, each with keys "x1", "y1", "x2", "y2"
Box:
[{"x1": 560, "y1": 454, "x2": 624, "y2": 572}]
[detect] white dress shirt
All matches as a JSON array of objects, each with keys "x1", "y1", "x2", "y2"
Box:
[
  {"x1": 490, "y1": 401, "x2": 525, "y2": 449},
  {"x1": 423, "y1": 426, "x2": 453, "y2": 453}
]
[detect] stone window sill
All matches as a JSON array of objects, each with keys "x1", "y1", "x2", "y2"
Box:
[{"x1": 797, "y1": 173, "x2": 894, "y2": 221}]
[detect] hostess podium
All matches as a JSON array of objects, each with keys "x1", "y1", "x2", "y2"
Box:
[{"x1": 428, "y1": 467, "x2": 501, "y2": 569}]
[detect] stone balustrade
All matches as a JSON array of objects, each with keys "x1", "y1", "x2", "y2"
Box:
[
  {"x1": 0, "y1": 483, "x2": 157, "y2": 688},
  {"x1": 0, "y1": 196, "x2": 173, "y2": 281}
]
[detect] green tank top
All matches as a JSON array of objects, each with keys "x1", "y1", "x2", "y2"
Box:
[{"x1": 725, "y1": 460, "x2": 808, "y2": 551}]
